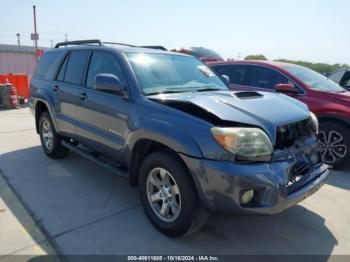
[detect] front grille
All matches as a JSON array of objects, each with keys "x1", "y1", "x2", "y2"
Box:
[
  {"x1": 275, "y1": 119, "x2": 314, "y2": 150},
  {"x1": 287, "y1": 161, "x2": 312, "y2": 194}
]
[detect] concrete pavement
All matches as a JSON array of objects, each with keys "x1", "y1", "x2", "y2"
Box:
[{"x1": 0, "y1": 108, "x2": 350, "y2": 257}]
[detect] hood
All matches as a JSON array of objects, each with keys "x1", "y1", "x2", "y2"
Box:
[{"x1": 150, "y1": 90, "x2": 310, "y2": 143}]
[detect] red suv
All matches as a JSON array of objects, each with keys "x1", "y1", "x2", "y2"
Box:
[{"x1": 209, "y1": 60, "x2": 350, "y2": 167}]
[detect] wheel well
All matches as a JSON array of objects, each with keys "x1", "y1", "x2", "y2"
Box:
[
  {"x1": 35, "y1": 101, "x2": 48, "y2": 133},
  {"x1": 129, "y1": 139, "x2": 191, "y2": 187},
  {"x1": 318, "y1": 116, "x2": 350, "y2": 129}
]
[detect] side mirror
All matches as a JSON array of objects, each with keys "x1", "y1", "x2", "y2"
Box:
[
  {"x1": 221, "y1": 75, "x2": 230, "y2": 85},
  {"x1": 94, "y1": 73, "x2": 124, "y2": 95},
  {"x1": 275, "y1": 83, "x2": 298, "y2": 94}
]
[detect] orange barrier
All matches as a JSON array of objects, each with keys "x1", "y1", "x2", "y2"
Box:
[{"x1": 0, "y1": 74, "x2": 30, "y2": 98}]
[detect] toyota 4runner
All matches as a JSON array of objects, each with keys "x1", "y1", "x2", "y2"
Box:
[{"x1": 30, "y1": 40, "x2": 330, "y2": 237}]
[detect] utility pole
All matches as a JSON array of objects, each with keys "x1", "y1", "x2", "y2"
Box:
[
  {"x1": 50, "y1": 40, "x2": 53, "y2": 48},
  {"x1": 16, "y1": 33, "x2": 20, "y2": 46},
  {"x1": 65, "y1": 33, "x2": 68, "y2": 42},
  {"x1": 32, "y1": 5, "x2": 38, "y2": 62}
]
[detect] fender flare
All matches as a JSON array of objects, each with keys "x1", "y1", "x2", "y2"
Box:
[
  {"x1": 33, "y1": 89, "x2": 58, "y2": 133},
  {"x1": 125, "y1": 118, "x2": 204, "y2": 187}
]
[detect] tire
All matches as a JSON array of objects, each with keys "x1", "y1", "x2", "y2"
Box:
[
  {"x1": 39, "y1": 111, "x2": 69, "y2": 159},
  {"x1": 139, "y1": 150, "x2": 209, "y2": 237},
  {"x1": 319, "y1": 121, "x2": 350, "y2": 168}
]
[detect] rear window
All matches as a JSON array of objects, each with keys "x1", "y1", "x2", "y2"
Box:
[{"x1": 34, "y1": 51, "x2": 63, "y2": 80}]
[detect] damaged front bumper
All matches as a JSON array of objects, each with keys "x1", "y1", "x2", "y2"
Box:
[{"x1": 180, "y1": 139, "x2": 330, "y2": 214}]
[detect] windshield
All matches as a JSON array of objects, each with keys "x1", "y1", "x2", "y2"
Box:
[
  {"x1": 284, "y1": 65, "x2": 345, "y2": 93},
  {"x1": 126, "y1": 53, "x2": 228, "y2": 95}
]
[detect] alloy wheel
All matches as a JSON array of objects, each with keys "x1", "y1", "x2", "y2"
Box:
[
  {"x1": 319, "y1": 130, "x2": 347, "y2": 164},
  {"x1": 146, "y1": 167, "x2": 181, "y2": 223},
  {"x1": 42, "y1": 119, "x2": 54, "y2": 152}
]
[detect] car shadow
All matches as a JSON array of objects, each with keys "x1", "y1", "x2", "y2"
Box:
[
  {"x1": 0, "y1": 146, "x2": 338, "y2": 257},
  {"x1": 326, "y1": 164, "x2": 350, "y2": 191}
]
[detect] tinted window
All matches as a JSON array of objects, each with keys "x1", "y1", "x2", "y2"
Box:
[
  {"x1": 56, "y1": 55, "x2": 68, "y2": 81},
  {"x1": 250, "y1": 66, "x2": 289, "y2": 89},
  {"x1": 329, "y1": 69, "x2": 346, "y2": 84},
  {"x1": 86, "y1": 51, "x2": 125, "y2": 88},
  {"x1": 34, "y1": 51, "x2": 63, "y2": 80},
  {"x1": 341, "y1": 71, "x2": 350, "y2": 87},
  {"x1": 215, "y1": 65, "x2": 249, "y2": 85},
  {"x1": 64, "y1": 51, "x2": 90, "y2": 85}
]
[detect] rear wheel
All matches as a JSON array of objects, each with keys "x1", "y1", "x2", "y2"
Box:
[
  {"x1": 319, "y1": 121, "x2": 350, "y2": 168},
  {"x1": 39, "y1": 112, "x2": 69, "y2": 159},
  {"x1": 139, "y1": 150, "x2": 209, "y2": 237}
]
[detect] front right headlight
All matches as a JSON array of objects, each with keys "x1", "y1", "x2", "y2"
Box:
[{"x1": 211, "y1": 127, "x2": 273, "y2": 162}]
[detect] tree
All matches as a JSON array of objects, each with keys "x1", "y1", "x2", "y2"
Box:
[{"x1": 244, "y1": 54, "x2": 267, "y2": 60}]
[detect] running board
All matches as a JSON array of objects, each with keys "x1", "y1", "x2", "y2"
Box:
[{"x1": 61, "y1": 140, "x2": 129, "y2": 179}]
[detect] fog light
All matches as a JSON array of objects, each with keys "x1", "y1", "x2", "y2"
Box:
[{"x1": 241, "y1": 189, "x2": 254, "y2": 204}]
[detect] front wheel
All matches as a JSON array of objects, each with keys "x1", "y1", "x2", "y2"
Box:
[
  {"x1": 319, "y1": 122, "x2": 350, "y2": 168},
  {"x1": 139, "y1": 150, "x2": 209, "y2": 237}
]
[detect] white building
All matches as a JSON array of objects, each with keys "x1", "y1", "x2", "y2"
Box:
[{"x1": 0, "y1": 44, "x2": 46, "y2": 75}]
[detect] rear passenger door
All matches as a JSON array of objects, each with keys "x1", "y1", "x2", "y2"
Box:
[
  {"x1": 76, "y1": 50, "x2": 130, "y2": 163},
  {"x1": 53, "y1": 50, "x2": 90, "y2": 137}
]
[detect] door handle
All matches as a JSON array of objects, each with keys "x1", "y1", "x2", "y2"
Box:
[
  {"x1": 80, "y1": 92, "x2": 88, "y2": 101},
  {"x1": 53, "y1": 85, "x2": 60, "y2": 92}
]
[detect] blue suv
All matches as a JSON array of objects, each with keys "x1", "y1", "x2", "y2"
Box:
[{"x1": 29, "y1": 40, "x2": 329, "y2": 237}]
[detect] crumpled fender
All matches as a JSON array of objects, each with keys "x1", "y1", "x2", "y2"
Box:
[{"x1": 125, "y1": 117, "x2": 204, "y2": 162}]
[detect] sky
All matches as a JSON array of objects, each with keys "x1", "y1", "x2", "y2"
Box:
[{"x1": 1, "y1": 0, "x2": 349, "y2": 64}]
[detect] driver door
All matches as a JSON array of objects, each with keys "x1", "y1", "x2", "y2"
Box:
[{"x1": 76, "y1": 50, "x2": 131, "y2": 163}]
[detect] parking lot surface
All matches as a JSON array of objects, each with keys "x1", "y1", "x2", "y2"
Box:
[{"x1": 0, "y1": 108, "x2": 350, "y2": 256}]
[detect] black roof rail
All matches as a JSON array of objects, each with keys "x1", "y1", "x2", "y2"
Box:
[
  {"x1": 102, "y1": 42, "x2": 136, "y2": 47},
  {"x1": 139, "y1": 46, "x2": 167, "y2": 51},
  {"x1": 103, "y1": 42, "x2": 167, "y2": 51},
  {"x1": 54, "y1": 39, "x2": 167, "y2": 51},
  {"x1": 55, "y1": 39, "x2": 102, "y2": 48}
]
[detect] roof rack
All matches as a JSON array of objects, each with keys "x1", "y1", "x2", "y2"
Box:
[
  {"x1": 102, "y1": 42, "x2": 136, "y2": 47},
  {"x1": 103, "y1": 42, "x2": 167, "y2": 51},
  {"x1": 139, "y1": 46, "x2": 167, "y2": 51},
  {"x1": 54, "y1": 39, "x2": 167, "y2": 51},
  {"x1": 55, "y1": 39, "x2": 102, "y2": 48}
]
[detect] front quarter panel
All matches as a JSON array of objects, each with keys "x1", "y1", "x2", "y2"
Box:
[{"x1": 126, "y1": 117, "x2": 204, "y2": 161}]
